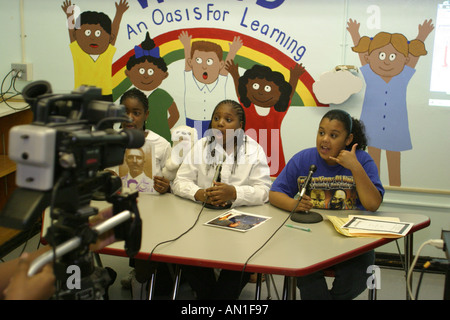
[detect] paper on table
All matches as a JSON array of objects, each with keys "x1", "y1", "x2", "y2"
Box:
[
  {"x1": 327, "y1": 215, "x2": 414, "y2": 238},
  {"x1": 326, "y1": 215, "x2": 352, "y2": 237},
  {"x1": 343, "y1": 215, "x2": 414, "y2": 238},
  {"x1": 204, "y1": 209, "x2": 271, "y2": 232}
]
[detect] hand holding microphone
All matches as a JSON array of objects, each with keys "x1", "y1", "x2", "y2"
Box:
[
  {"x1": 206, "y1": 182, "x2": 236, "y2": 207},
  {"x1": 203, "y1": 155, "x2": 235, "y2": 207},
  {"x1": 295, "y1": 164, "x2": 316, "y2": 212},
  {"x1": 194, "y1": 155, "x2": 233, "y2": 207},
  {"x1": 298, "y1": 164, "x2": 317, "y2": 199},
  {"x1": 295, "y1": 194, "x2": 313, "y2": 212},
  {"x1": 291, "y1": 164, "x2": 323, "y2": 223}
]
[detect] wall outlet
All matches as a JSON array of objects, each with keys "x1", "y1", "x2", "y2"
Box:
[{"x1": 11, "y1": 63, "x2": 33, "y2": 81}]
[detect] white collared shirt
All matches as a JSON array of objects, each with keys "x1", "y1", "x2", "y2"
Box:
[{"x1": 172, "y1": 135, "x2": 271, "y2": 207}]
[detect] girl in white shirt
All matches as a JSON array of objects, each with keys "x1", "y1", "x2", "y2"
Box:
[
  {"x1": 172, "y1": 99, "x2": 271, "y2": 300},
  {"x1": 173, "y1": 100, "x2": 271, "y2": 208}
]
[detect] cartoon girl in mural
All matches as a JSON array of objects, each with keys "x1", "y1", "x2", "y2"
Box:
[
  {"x1": 226, "y1": 61, "x2": 305, "y2": 176},
  {"x1": 125, "y1": 32, "x2": 180, "y2": 145},
  {"x1": 347, "y1": 19, "x2": 434, "y2": 186},
  {"x1": 62, "y1": 0, "x2": 129, "y2": 101}
]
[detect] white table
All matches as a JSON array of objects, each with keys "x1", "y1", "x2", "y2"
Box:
[{"x1": 96, "y1": 193, "x2": 430, "y2": 300}]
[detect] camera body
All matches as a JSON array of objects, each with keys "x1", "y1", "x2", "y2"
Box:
[
  {"x1": 0, "y1": 81, "x2": 144, "y2": 298},
  {"x1": 1, "y1": 81, "x2": 144, "y2": 229}
]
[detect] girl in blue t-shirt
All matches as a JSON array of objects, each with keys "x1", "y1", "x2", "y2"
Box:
[
  {"x1": 270, "y1": 109, "x2": 384, "y2": 300},
  {"x1": 270, "y1": 109, "x2": 384, "y2": 213}
]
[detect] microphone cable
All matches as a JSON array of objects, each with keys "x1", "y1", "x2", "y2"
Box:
[
  {"x1": 143, "y1": 160, "x2": 225, "y2": 298},
  {"x1": 237, "y1": 190, "x2": 311, "y2": 298},
  {"x1": 146, "y1": 161, "x2": 224, "y2": 263},
  {"x1": 238, "y1": 165, "x2": 317, "y2": 295},
  {"x1": 146, "y1": 200, "x2": 207, "y2": 262},
  {"x1": 238, "y1": 168, "x2": 317, "y2": 293}
]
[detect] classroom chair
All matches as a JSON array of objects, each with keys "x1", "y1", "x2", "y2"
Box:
[
  {"x1": 322, "y1": 268, "x2": 377, "y2": 300},
  {"x1": 255, "y1": 269, "x2": 378, "y2": 300},
  {"x1": 254, "y1": 273, "x2": 280, "y2": 300}
]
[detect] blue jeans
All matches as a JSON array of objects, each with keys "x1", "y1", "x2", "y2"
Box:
[{"x1": 297, "y1": 250, "x2": 375, "y2": 300}]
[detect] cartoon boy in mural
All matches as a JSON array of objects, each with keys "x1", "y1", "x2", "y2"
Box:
[
  {"x1": 226, "y1": 61, "x2": 305, "y2": 176},
  {"x1": 61, "y1": 0, "x2": 129, "y2": 101},
  {"x1": 125, "y1": 32, "x2": 179, "y2": 144},
  {"x1": 178, "y1": 31, "x2": 243, "y2": 137},
  {"x1": 347, "y1": 19, "x2": 434, "y2": 186}
]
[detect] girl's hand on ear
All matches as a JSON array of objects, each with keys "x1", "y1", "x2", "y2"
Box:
[{"x1": 329, "y1": 143, "x2": 359, "y2": 170}]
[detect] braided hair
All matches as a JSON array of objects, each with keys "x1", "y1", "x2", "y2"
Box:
[
  {"x1": 205, "y1": 100, "x2": 247, "y2": 174},
  {"x1": 120, "y1": 88, "x2": 149, "y2": 130}
]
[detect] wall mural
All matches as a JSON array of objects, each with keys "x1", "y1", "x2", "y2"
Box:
[
  {"x1": 61, "y1": 0, "x2": 433, "y2": 183},
  {"x1": 108, "y1": 1, "x2": 325, "y2": 178},
  {"x1": 125, "y1": 31, "x2": 179, "y2": 144},
  {"x1": 62, "y1": 0, "x2": 129, "y2": 101},
  {"x1": 347, "y1": 18, "x2": 434, "y2": 186}
]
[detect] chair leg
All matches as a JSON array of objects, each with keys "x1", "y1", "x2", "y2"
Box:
[
  {"x1": 368, "y1": 287, "x2": 377, "y2": 300},
  {"x1": 266, "y1": 274, "x2": 280, "y2": 300},
  {"x1": 172, "y1": 265, "x2": 182, "y2": 300},
  {"x1": 147, "y1": 269, "x2": 157, "y2": 300},
  {"x1": 254, "y1": 273, "x2": 263, "y2": 300},
  {"x1": 265, "y1": 274, "x2": 272, "y2": 300},
  {"x1": 282, "y1": 276, "x2": 297, "y2": 300}
]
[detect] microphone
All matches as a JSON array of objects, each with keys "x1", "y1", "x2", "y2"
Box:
[
  {"x1": 204, "y1": 154, "x2": 229, "y2": 209},
  {"x1": 291, "y1": 164, "x2": 323, "y2": 224},
  {"x1": 299, "y1": 165, "x2": 317, "y2": 198},
  {"x1": 211, "y1": 162, "x2": 223, "y2": 187},
  {"x1": 211, "y1": 154, "x2": 226, "y2": 187}
]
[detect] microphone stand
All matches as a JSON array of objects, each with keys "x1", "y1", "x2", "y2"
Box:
[
  {"x1": 290, "y1": 209, "x2": 323, "y2": 224},
  {"x1": 290, "y1": 183, "x2": 323, "y2": 223},
  {"x1": 290, "y1": 165, "x2": 323, "y2": 224}
]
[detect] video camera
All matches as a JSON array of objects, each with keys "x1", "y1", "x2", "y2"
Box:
[{"x1": 0, "y1": 80, "x2": 144, "y2": 299}]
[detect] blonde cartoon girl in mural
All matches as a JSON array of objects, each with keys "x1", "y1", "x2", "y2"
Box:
[
  {"x1": 62, "y1": 0, "x2": 129, "y2": 101},
  {"x1": 347, "y1": 18, "x2": 434, "y2": 186},
  {"x1": 125, "y1": 32, "x2": 180, "y2": 145},
  {"x1": 226, "y1": 60, "x2": 305, "y2": 177},
  {"x1": 178, "y1": 31, "x2": 243, "y2": 137}
]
